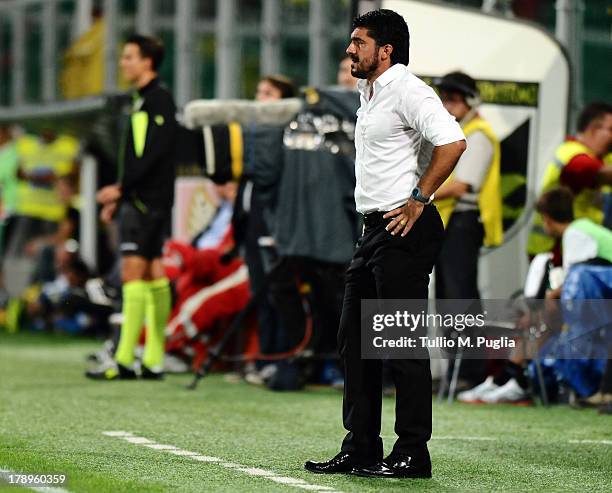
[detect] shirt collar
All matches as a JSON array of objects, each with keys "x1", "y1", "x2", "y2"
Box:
[
  {"x1": 137, "y1": 76, "x2": 160, "y2": 97},
  {"x1": 376, "y1": 63, "x2": 406, "y2": 87},
  {"x1": 357, "y1": 78, "x2": 368, "y2": 95},
  {"x1": 357, "y1": 63, "x2": 406, "y2": 96}
]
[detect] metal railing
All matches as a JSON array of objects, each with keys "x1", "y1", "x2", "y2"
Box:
[{"x1": 0, "y1": 0, "x2": 352, "y2": 109}]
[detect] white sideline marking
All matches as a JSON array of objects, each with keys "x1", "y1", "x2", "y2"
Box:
[
  {"x1": 167, "y1": 450, "x2": 200, "y2": 456},
  {"x1": 568, "y1": 439, "x2": 612, "y2": 446},
  {"x1": 191, "y1": 455, "x2": 222, "y2": 463},
  {"x1": 124, "y1": 437, "x2": 153, "y2": 444},
  {"x1": 233, "y1": 467, "x2": 275, "y2": 476},
  {"x1": 101, "y1": 431, "x2": 133, "y2": 437},
  {"x1": 220, "y1": 462, "x2": 244, "y2": 469},
  {"x1": 102, "y1": 431, "x2": 341, "y2": 492},
  {"x1": 0, "y1": 468, "x2": 71, "y2": 493},
  {"x1": 143, "y1": 444, "x2": 178, "y2": 450}
]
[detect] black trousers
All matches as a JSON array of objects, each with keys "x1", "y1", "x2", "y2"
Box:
[
  {"x1": 436, "y1": 210, "x2": 483, "y2": 300},
  {"x1": 242, "y1": 205, "x2": 286, "y2": 356},
  {"x1": 338, "y1": 204, "x2": 444, "y2": 461},
  {"x1": 436, "y1": 210, "x2": 487, "y2": 385}
]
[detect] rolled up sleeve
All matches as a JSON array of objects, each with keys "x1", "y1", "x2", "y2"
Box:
[{"x1": 400, "y1": 85, "x2": 465, "y2": 146}]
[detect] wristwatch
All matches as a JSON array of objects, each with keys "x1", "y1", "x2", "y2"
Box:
[{"x1": 411, "y1": 186, "x2": 431, "y2": 204}]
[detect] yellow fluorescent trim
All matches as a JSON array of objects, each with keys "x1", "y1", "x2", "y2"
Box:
[
  {"x1": 132, "y1": 111, "x2": 149, "y2": 158},
  {"x1": 228, "y1": 122, "x2": 244, "y2": 180}
]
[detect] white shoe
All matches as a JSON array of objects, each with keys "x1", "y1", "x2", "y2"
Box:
[
  {"x1": 480, "y1": 378, "x2": 530, "y2": 404},
  {"x1": 457, "y1": 376, "x2": 498, "y2": 403},
  {"x1": 259, "y1": 364, "x2": 278, "y2": 382},
  {"x1": 244, "y1": 369, "x2": 265, "y2": 386},
  {"x1": 163, "y1": 354, "x2": 190, "y2": 374},
  {"x1": 244, "y1": 364, "x2": 277, "y2": 386},
  {"x1": 109, "y1": 312, "x2": 123, "y2": 327},
  {"x1": 85, "y1": 278, "x2": 114, "y2": 306},
  {"x1": 86, "y1": 339, "x2": 115, "y2": 365}
]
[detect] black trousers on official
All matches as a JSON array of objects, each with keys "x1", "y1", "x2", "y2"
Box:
[
  {"x1": 338, "y1": 204, "x2": 444, "y2": 461},
  {"x1": 436, "y1": 210, "x2": 487, "y2": 385},
  {"x1": 435, "y1": 210, "x2": 483, "y2": 300}
]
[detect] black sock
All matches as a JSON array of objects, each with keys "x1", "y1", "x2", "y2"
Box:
[
  {"x1": 601, "y1": 359, "x2": 612, "y2": 394},
  {"x1": 494, "y1": 362, "x2": 527, "y2": 389}
]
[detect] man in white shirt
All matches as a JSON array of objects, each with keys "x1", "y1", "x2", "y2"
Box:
[{"x1": 304, "y1": 9, "x2": 466, "y2": 479}]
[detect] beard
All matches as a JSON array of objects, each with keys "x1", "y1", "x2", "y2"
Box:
[{"x1": 350, "y1": 54, "x2": 379, "y2": 80}]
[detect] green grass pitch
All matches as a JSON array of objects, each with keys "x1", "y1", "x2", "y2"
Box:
[{"x1": 1, "y1": 332, "x2": 611, "y2": 492}]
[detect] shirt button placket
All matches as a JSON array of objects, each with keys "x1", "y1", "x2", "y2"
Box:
[{"x1": 361, "y1": 113, "x2": 367, "y2": 185}]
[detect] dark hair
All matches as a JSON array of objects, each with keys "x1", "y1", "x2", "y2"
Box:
[
  {"x1": 261, "y1": 74, "x2": 297, "y2": 99},
  {"x1": 536, "y1": 187, "x2": 575, "y2": 223},
  {"x1": 67, "y1": 257, "x2": 91, "y2": 281},
  {"x1": 577, "y1": 102, "x2": 612, "y2": 133},
  {"x1": 435, "y1": 71, "x2": 479, "y2": 99},
  {"x1": 125, "y1": 34, "x2": 165, "y2": 71},
  {"x1": 352, "y1": 9, "x2": 410, "y2": 65}
]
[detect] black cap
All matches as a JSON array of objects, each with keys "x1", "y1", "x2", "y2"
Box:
[{"x1": 434, "y1": 71, "x2": 479, "y2": 99}]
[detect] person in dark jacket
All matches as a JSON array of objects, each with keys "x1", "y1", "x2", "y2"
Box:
[{"x1": 87, "y1": 34, "x2": 177, "y2": 380}]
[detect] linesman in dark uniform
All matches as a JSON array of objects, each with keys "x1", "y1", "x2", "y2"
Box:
[{"x1": 87, "y1": 34, "x2": 177, "y2": 380}]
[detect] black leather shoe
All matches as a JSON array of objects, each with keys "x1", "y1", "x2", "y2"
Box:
[
  {"x1": 85, "y1": 363, "x2": 137, "y2": 381},
  {"x1": 305, "y1": 452, "x2": 368, "y2": 474},
  {"x1": 351, "y1": 453, "x2": 432, "y2": 479},
  {"x1": 141, "y1": 366, "x2": 164, "y2": 380}
]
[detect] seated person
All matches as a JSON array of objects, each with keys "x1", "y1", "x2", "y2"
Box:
[
  {"x1": 538, "y1": 187, "x2": 612, "y2": 298},
  {"x1": 27, "y1": 241, "x2": 112, "y2": 335},
  {"x1": 192, "y1": 182, "x2": 236, "y2": 251},
  {"x1": 162, "y1": 238, "x2": 252, "y2": 371},
  {"x1": 456, "y1": 256, "x2": 559, "y2": 405},
  {"x1": 540, "y1": 187, "x2": 612, "y2": 403},
  {"x1": 458, "y1": 187, "x2": 612, "y2": 404}
]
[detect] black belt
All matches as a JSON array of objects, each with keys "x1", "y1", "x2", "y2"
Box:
[
  {"x1": 360, "y1": 211, "x2": 390, "y2": 230},
  {"x1": 361, "y1": 204, "x2": 434, "y2": 230}
]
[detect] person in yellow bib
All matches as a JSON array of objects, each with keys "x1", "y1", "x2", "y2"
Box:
[
  {"x1": 432, "y1": 72, "x2": 503, "y2": 388},
  {"x1": 528, "y1": 102, "x2": 612, "y2": 258},
  {"x1": 4, "y1": 129, "x2": 79, "y2": 268},
  {"x1": 434, "y1": 72, "x2": 503, "y2": 300},
  {"x1": 14, "y1": 129, "x2": 80, "y2": 224}
]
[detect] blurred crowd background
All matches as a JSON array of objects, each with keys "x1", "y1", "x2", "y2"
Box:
[
  {"x1": 0, "y1": 1, "x2": 610, "y2": 106},
  {"x1": 0, "y1": 0, "x2": 611, "y2": 412}
]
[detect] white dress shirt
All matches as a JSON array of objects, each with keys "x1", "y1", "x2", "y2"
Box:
[{"x1": 354, "y1": 64, "x2": 465, "y2": 214}]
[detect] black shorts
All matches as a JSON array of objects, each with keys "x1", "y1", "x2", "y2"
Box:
[{"x1": 118, "y1": 202, "x2": 171, "y2": 260}]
